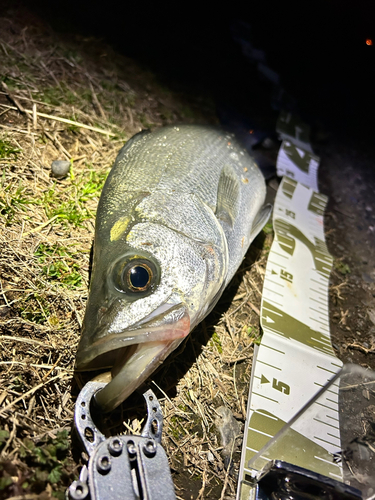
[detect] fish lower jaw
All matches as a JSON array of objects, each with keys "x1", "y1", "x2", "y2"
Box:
[{"x1": 93, "y1": 339, "x2": 178, "y2": 412}]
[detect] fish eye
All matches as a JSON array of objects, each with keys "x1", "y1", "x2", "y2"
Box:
[
  {"x1": 127, "y1": 263, "x2": 152, "y2": 291},
  {"x1": 113, "y1": 256, "x2": 159, "y2": 296}
]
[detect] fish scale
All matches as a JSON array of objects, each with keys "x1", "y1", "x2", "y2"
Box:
[{"x1": 104, "y1": 127, "x2": 243, "y2": 205}]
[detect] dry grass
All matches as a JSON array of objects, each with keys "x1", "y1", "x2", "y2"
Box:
[{"x1": 0, "y1": 7, "x2": 272, "y2": 499}]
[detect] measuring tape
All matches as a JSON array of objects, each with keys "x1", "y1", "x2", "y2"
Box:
[
  {"x1": 276, "y1": 140, "x2": 320, "y2": 192},
  {"x1": 237, "y1": 114, "x2": 343, "y2": 498}
]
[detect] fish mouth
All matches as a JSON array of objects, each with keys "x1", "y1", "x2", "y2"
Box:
[{"x1": 75, "y1": 302, "x2": 190, "y2": 412}]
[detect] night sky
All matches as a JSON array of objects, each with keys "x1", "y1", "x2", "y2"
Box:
[{"x1": 13, "y1": 0, "x2": 375, "y2": 139}]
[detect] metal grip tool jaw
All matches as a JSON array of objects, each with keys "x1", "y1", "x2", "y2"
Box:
[
  {"x1": 68, "y1": 382, "x2": 176, "y2": 500},
  {"x1": 74, "y1": 381, "x2": 107, "y2": 458}
]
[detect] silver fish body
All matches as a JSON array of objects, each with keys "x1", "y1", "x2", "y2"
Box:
[{"x1": 76, "y1": 125, "x2": 270, "y2": 411}]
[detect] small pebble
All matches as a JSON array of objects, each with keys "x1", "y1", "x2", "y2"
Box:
[
  {"x1": 215, "y1": 406, "x2": 240, "y2": 458},
  {"x1": 51, "y1": 160, "x2": 70, "y2": 179},
  {"x1": 0, "y1": 306, "x2": 10, "y2": 318}
]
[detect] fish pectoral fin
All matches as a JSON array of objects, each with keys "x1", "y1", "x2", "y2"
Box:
[
  {"x1": 249, "y1": 203, "x2": 273, "y2": 241},
  {"x1": 215, "y1": 164, "x2": 240, "y2": 227}
]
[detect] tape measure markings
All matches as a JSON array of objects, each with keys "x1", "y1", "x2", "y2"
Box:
[
  {"x1": 314, "y1": 382, "x2": 340, "y2": 390},
  {"x1": 315, "y1": 455, "x2": 339, "y2": 465},
  {"x1": 267, "y1": 262, "x2": 287, "y2": 270},
  {"x1": 237, "y1": 108, "x2": 346, "y2": 498},
  {"x1": 247, "y1": 427, "x2": 274, "y2": 438},
  {"x1": 264, "y1": 280, "x2": 284, "y2": 288},
  {"x1": 315, "y1": 401, "x2": 337, "y2": 411},
  {"x1": 326, "y1": 415, "x2": 339, "y2": 422},
  {"x1": 258, "y1": 343, "x2": 285, "y2": 354},
  {"x1": 317, "y1": 365, "x2": 338, "y2": 375},
  {"x1": 313, "y1": 418, "x2": 339, "y2": 429},
  {"x1": 256, "y1": 359, "x2": 282, "y2": 370},
  {"x1": 262, "y1": 288, "x2": 283, "y2": 297},
  {"x1": 268, "y1": 252, "x2": 288, "y2": 261},
  {"x1": 238, "y1": 175, "x2": 343, "y2": 492}
]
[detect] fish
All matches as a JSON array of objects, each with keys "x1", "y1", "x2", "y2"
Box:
[{"x1": 75, "y1": 124, "x2": 271, "y2": 412}]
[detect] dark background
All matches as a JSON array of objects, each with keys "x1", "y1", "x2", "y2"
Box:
[{"x1": 8, "y1": 0, "x2": 375, "y2": 140}]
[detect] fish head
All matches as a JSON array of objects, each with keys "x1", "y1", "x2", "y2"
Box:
[{"x1": 75, "y1": 217, "x2": 227, "y2": 412}]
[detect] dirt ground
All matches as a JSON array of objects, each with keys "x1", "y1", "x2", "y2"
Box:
[
  {"x1": 0, "y1": 4, "x2": 374, "y2": 500},
  {"x1": 320, "y1": 139, "x2": 375, "y2": 368}
]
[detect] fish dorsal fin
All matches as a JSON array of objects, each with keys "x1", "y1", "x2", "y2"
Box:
[
  {"x1": 249, "y1": 203, "x2": 273, "y2": 241},
  {"x1": 215, "y1": 164, "x2": 240, "y2": 227}
]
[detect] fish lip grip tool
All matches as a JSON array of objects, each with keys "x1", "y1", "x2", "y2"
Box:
[{"x1": 67, "y1": 382, "x2": 176, "y2": 500}]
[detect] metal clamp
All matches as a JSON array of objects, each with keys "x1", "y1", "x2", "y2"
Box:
[
  {"x1": 248, "y1": 460, "x2": 362, "y2": 500},
  {"x1": 68, "y1": 383, "x2": 176, "y2": 500}
]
